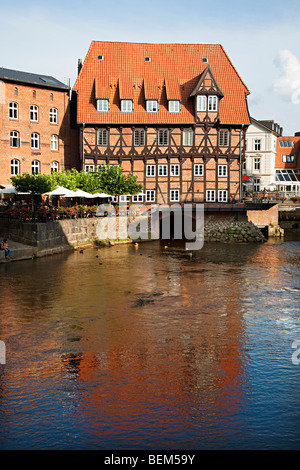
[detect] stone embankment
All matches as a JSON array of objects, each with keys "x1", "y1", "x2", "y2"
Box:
[{"x1": 204, "y1": 219, "x2": 265, "y2": 243}]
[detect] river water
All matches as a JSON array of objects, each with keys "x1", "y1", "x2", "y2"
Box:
[{"x1": 0, "y1": 234, "x2": 300, "y2": 450}]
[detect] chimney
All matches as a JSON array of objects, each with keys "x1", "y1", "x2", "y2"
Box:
[{"x1": 78, "y1": 59, "x2": 82, "y2": 75}]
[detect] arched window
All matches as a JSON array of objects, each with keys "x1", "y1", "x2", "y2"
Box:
[
  {"x1": 50, "y1": 93, "x2": 53, "y2": 102},
  {"x1": 33, "y1": 90, "x2": 36, "y2": 99},
  {"x1": 50, "y1": 134, "x2": 58, "y2": 150},
  {"x1": 10, "y1": 130, "x2": 20, "y2": 148},
  {"x1": 50, "y1": 108, "x2": 58, "y2": 124},
  {"x1": 9, "y1": 102, "x2": 18, "y2": 119},
  {"x1": 30, "y1": 105, "x2": 39, "y2": 121},
  {"x1": 14, "y1": 87, "x2": 18, "y2": 97},
  {"x1": 31, "y1": 133, "x2": 39, "y2": 149},
  {"x1": 11, "y1": 159, "x2": 20, "y2": 175},
  {"x1": 51, "y1": 161, "x2": 59, "y2": 173},
  {"x1": 32, "y1": 160, "x2": 40, "y2": 174}
]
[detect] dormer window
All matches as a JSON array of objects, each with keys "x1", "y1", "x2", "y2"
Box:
[
  {"x1": 196, "y1": 95, "x2": 207, "y2": 112},
  {"x1": 208, "y1": 95, "x2": 218, "y2": 111},
  {"x1": 146, "y1": 100, "x2": 158, "y2": 113},
  {"x1": 97, "y1": 99, "x2": 109, "y2": 112},
  {"x1": 168, "y1": 100, "x2": 180, "y2": 113},
  {"x1": 121, "y1": 99, "x2": 133, "y2": 113}
]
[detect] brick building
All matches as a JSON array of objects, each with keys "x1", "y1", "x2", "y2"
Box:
[
  {"x1": 72, "y1": 41, "x2": 251, "y2": 204},
  {"x1": 0, "y1": 67, "x2": 79, "y2": 186},
  {"x1": 274, "y1": 133, "x2": 300, "y2": 195}
]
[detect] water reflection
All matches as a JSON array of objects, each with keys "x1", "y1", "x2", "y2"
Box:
[{"x1": 0, "y1": 239, "x2": 300, "y2": 449}]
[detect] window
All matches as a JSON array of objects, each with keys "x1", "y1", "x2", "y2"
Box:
[
  {"x1": 218, "y1": 190, "x2": 228, "y2": 202},
  {"x1": 170, "y1": 164, "x2": 180, "y2": 176},
  {"x1": 218, "y1": 165, "x2": 227, "y2": 177},
  {"x1": 97, "y1": 99, "x2": 109, "y2": 112},
  {"x1": 254, "y1": 139, "x2": 261, "y2": 151},
  {"x1": 121, "y1": 100, "x2": 133, "y2": 112},
  {"x1": 208, "y1": 95, "x2": 218, "y2": 111},
  {"x1": 30, "y1": 105, "x2": 38, "y2": 121},
  {"x1": 97, "y1": 129, "x2": 108, "y2": 146},
  {"x1": 146, "y1": 100, "x2": 158, "y2": 113},
  {"x1": 11, "y1": 159, "x2": 19, "y2": 175},
  {"x1": 32, "y1": 160, "x2": 40, "y2": 174},
  {"x1": 50, "y1": 107, "x2": 58, "y2": 124},
  {"x1": 9, "y1": 102, "x2": 18, "y2": 119},
  {"x1": 51, "y1": 134, "x2": 58, "y2": 151},
  {"x1": 146, "y1": 165, "x2": 156, "y2": 177},
  {"x1": 253, "y1": 178, "x2": 260, "y2": 192},
  {"x1": 84, "y1": 164, "x2": 95, "y2": 172},
  {"x1": 170, "y1": 189, "x2": 180, "y2": 202},
  {"x1": 158, "y1": 129, "x2": 169, "y2": 146},
  {"x1": 134, "y1": 129, "x2": 145, "y2": 146},
  {"x1": 14, "y1": 87, "x2": 18, "y2": 96},
  {"x1": 51, "y1": 161, "x2": 59, "y2": 173},
  {"x1": 50, "y1": 93, "x2": 53, "y2": 102},
  {"x1": 132, "y1": 192, "x2": 144, "y2": 202},
  {"x1": 33, "y1": 90, "x2": 36, "y2": 99},
  {"x1": 146, "y1": 190, "x2": 155, "y2": 202},
  {"x1": 194, "y1": 164, "x2": 203, "y2": 176},
  {"x1": 10, "y1": 131, "x2": 20, "y2": 148},
  {"x1": 206, "y1": 190, "x2": 216, "y2": 202},
  {"x1": 197, "y1": 95, "x2": 206, "y2": 111},
  {"x1": 168, "y1": 100, "x2": 180, "y2": 113},
  {"x1": 254, "y1": 158, "x2": 260, "y2": 170},
  {"x1": 282, "y1": 154, "x2": 295, "y2": 163},
  {"x1": 279, "y1": 140, "x2": 294, "y2": 148},
  {"x1": 31, "y1": 133, "x2": 39, "y2": 149},
  {"x1": 219, "y1": 130, "x2": 229, "y2": 147},
  {"x1": 182, "y1": 130, "x2": 193, "y2": 146},
  {"x1": 119, "y1": 195, "x2": 130, "y2": 202},
  {"x1": 158, "y1": 165, "x2": 168, "y2": 176}
]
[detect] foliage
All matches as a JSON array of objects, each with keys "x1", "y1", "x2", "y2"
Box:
[
  {"x1": 11, "y1": 173, "x2": 56, "y2": 195},
  {"x1": 10, "y1": 165, "x2": 143, "y2": 197}
]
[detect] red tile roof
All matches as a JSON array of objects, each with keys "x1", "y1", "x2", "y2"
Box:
[{"x1": 74, "y1": 41, "x2": 251, "y2": 125}]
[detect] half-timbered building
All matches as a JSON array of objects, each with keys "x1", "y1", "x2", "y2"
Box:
[{"x1": 73, "y1": 41, "x2": 251, "y2": 205}]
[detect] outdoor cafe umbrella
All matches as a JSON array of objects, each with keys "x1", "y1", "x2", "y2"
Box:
[
  {"x1": 70, "y1": 189, "x2": 95, "y2": 198},
  {"x1": 0, "y1": 186, "x2": 30, "y2": 194},
  {"x1": 43, "y1": 186, "x2": 76, "y2": 196},
  {"x1": 90, "y1": 192, "x2": 111, "y2": 198}
]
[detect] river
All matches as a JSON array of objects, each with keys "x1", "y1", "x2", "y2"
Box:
[{"x1": 0, "y1": 234, "x2": 300, "y2": 450}]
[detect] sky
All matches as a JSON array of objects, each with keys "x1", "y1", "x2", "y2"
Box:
[{"x1": 1, "y1": 0, "x2": 300, "y2": 135}]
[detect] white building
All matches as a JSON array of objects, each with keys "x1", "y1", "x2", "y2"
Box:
[{"x1": 244, "y1": 118, "x2": 282, "y2": 192}]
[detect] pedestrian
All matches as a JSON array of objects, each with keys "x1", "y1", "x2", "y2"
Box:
[{"x1": 0, "y1": 238, "x2": 11, "y2": 258}]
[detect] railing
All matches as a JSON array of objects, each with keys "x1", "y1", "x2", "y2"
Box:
[{"x1": 243, "y1": 191, "x2": 300, "y2": 203}]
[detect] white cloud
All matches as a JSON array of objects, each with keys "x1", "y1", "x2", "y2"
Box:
[{"x1": 273, "y1": 49, "x2": 300, "y2": 102}]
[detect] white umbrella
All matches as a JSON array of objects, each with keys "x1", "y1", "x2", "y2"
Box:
[
  {"x1": 71, "y1": 189, "x2": 95, "y2": 198},
  {"x1": 0, "y1": 186, "x2": 17, "y2": 193},
  {"x1": 91, "y1": 192, "x2": 111, "y2": 198},
  {"x1": 44, "y1": 186, "x2": 75, "y2": 196},
  {"x1": 0, "y1": 186, "x2": 30, "y2": 194}
]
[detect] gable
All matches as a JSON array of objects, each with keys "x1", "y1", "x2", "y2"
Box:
[{"x1": 189, "y1": 65, "x2": 224, "y2": 98}]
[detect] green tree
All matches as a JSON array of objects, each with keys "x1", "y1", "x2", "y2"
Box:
[{"x1": 11, "y1": 173, "x2": 55, "y2": 194}]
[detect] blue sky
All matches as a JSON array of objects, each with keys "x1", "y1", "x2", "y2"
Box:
[{"x1": 1, "y1": 0, "x2": 300, "y2": 135}]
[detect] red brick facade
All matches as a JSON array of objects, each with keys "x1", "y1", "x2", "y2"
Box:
[{"x1": 0, "y1": 72, "x2": 79, "y2": 185}]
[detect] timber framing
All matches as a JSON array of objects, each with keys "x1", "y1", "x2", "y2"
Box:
[{"x1": 74, "y1": 41, "x2": 251, "y2": 205}]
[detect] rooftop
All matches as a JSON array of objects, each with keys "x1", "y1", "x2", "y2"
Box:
[
  {"x1": 0, "y1": 67, "x2": 70, "y2": 91},
  {"x1": 74, "y1": 41, "x2": 251, "y2": 126}
]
